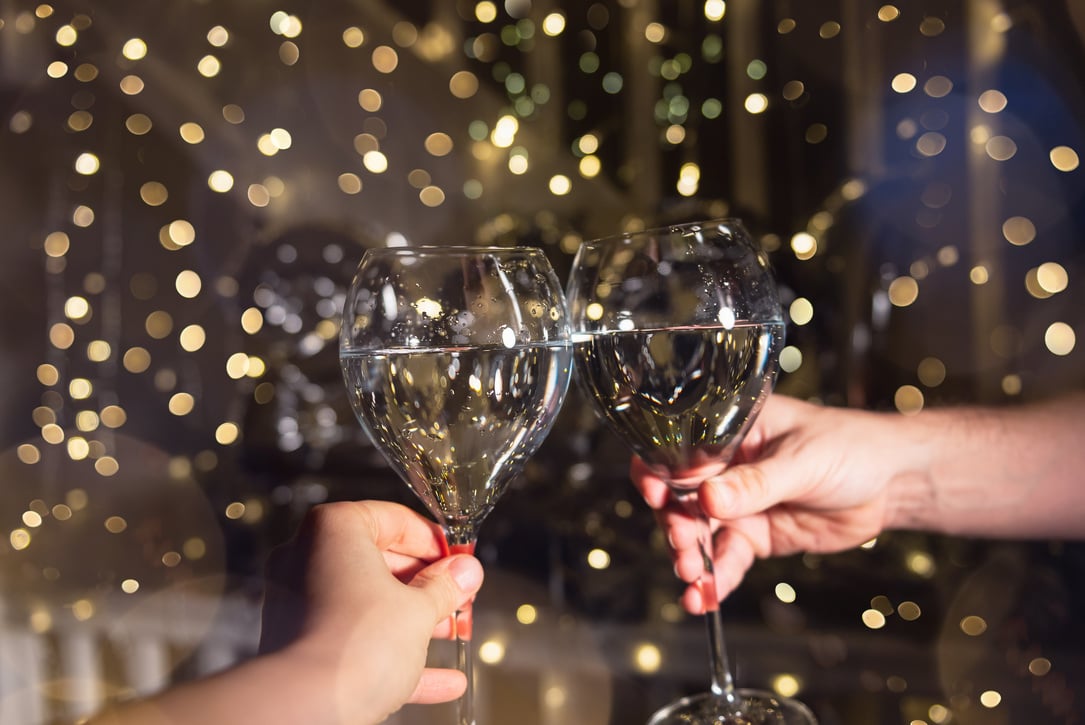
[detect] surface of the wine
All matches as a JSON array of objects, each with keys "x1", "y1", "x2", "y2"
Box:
[
  {"x1": 574, "y1": 322, "x2": 783, "y2": 488},
  {"x1": 341, "y1": 342, "x2": 571, "y2": 528}
]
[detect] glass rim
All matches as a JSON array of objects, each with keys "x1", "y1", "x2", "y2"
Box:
[
  {"x1": 579, "y1": 217, "x2": 748, "y2": 248},
  {"x1": 361, "y1": 244, "x2": 549, "y2": 259}
]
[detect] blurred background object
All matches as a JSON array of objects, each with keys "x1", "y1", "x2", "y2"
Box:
[{"x1": 0, "y1": 1, "x2": 1083, "y2": 723}]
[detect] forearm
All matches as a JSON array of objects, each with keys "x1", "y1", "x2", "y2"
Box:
[
  {"x1": 88, "y1": 650, "x2": 384, "y2": 725},
  {"x1": 885, "y1": 393, "x2": 1085, "y2": 539}
]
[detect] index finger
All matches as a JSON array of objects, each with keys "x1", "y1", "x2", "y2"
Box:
[
  {"x1": 630, "y1": 456, "x2": 670, "y2": 509},
  {"x1": 346, "y1": 500, "x2": 447, "y2": 562}
]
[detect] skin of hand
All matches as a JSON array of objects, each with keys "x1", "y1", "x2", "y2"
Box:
[
  {"x1": 634, "y1": 391, "x2": 1085, "y2": 614},
  {"x1": 258, "y1": 500, "x2": 485, "y2": 720},
  {"x1": 90, "y1": 500, "x2": 484, "y2": 725},
  {"x1": 631, "y1": 394, "x2": 903, "y2": 614}
]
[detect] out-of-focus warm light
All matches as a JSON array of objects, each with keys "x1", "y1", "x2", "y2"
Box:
[
  {"x1": 1036, "y1": 262, "x2": 1068, "y2": 294},
  {"x1": 516, "y1": 604, "x2": 537, "y2": 624},
  {"x1": 1050, "y1": 146, "x2": 1079, "y2": 172},
  {"x1": 169, "y1": 393, "x2": 195, "y2": 416},
  {"x1": 1002, "y1": 374, "x2": 1022, "y2": 396},
  {"x1": 960, "y1": 615, "x2": 987, "y2": 636},
  {"x1": 986, "y1": 135, "x2": 1017, "y2": 161},
  {"x1": 633, "y1": 643, "x2": 662, "y2": 673},
  {"x1": 208, "y1": 170, "x2": 234, "y2": 192},
  {"x1": 772, "y1": 674, "x2": 801, "y2": 698},
  {"x1": 888, "y1": 276, "x2": 919, "y2": 306},
  {"x1": 549, "y1": 174, "x2": 572, "y2": 196},
  {"x1": 789, "y1": 297, "x2": 813, "y2": 325},
  {"x1": 898, "y1": 601, "x2": 922, "y2": 620},
  {"x1": 74, "y1": 152, "x2": 99, "y2": 175},
  {"x1": 704, "y1": 0, "x2": 726, "y2": 22},
  {"x1": 587, "y1": 548, "x2": 610, "y2": 569},
  {"x1": 862, "y1": 609, "x2": 886, "y2": 629},
  {"x1": 744, "y1": 93, "x2": 768, "y2": 114},
  {"x1": 475, "y1": 1, "x2": 497, "y2": 23},
  {"x1": 1044, "y1": 322, "x2": 1075, "y2": 356},
  {"x1": 197, "y1": 54, "x2": 221, "y2": 77},
  {"x1": 917, "y1": 357, "x2": 946, "y2": 387},
  {"x1": 122, "y1": 37, "x2": 147, "y2": 60},
  {"x1": 542, "y1": 12, "x2": 566, "y2": 35},
  {"x1": 779, "y1": 346, "x2": 802, "y2": 373},
  {"x1": 371, "y1": 45, "x2": 398, "y2": 73},
  {"x1": 790, "y1": 232, "x2": 816, "y2": 260},
  {"x1": 894, "y1": 385, "x2": 924, "y2": 415},
  {"x1": 891, "y1": 73, "x2": 917, "y2": 93},
  {"x1": 478, "y1": 639, "x2": 505, "y2": 664},
  {"x1": 208, "y1": 25, "x2": 229, "y2": 46},
  {"x1": 363, "y1": 151, "x2": 388, "y2": 173},
  {"x1": 878, "y1": 5, "x2": 900, "y2": 21},
  {"x1": 1003, "y1": 216, "x2": 1035, "y2": 246},
  {"x1": 907, "y1": 550, "x2": 935, "y2": 577},
  {"x1": 175, "y1": 270, "x2": 202, "y2": 298},
  {"x1": 1028, "y1": 657, "x2": 1051, "y2": 676}
]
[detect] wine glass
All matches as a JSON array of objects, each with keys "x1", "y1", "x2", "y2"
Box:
[
  {"x1": 339, "y1": 245, "x2": 573, "y2": 725},
  {"x1": 566, "y1": 219, "x2": 816, "y2": 724}
]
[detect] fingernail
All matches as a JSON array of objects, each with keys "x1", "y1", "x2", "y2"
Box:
[
  {"x1": 449, "y1": 555, "x2": 483, "y2": 592},
  {"x1": 666, "y1": 529, "x2": 677, "y2": 550}
]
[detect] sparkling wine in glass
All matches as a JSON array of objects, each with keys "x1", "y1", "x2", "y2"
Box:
[
  {"x1": 340, "y1": 246, "x2": 573, "y2": 725},
  {"x1": 566, "y1": 220, "x2": 816, "y2": 724}
]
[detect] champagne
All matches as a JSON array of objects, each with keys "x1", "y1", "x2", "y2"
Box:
[
  {"x1": 573, "y1": 322, "x2": 783, "y2": 488},
  {"x1": 341, "y1": 342, "x2": 571, "y2": 528}
]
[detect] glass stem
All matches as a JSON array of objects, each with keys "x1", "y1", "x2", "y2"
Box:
[
  {"x1": 676, "y1": 491, "x2": 738, "y2": 707},
  {"x1": 443, "y1": 525, "x2": 478, "y2": 725}
]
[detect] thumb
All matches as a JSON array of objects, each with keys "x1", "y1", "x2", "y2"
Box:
[
  {"x1": 409, "y1": 554, "x2": 484, "y2": 623},
  {"x1": 701, "y1": 457, "x2": 801, "y2": 520}
]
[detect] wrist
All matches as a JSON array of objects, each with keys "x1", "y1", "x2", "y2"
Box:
[{"x1": 877, "y1": 409, "x2": 941, "y2": 534}]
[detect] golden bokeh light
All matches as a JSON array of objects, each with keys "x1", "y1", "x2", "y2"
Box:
[
  {"x1": 917, "y1": 357, "x2": 946, "y2": 387},
  {"x1": 1049, "y1": 145, "x2": 1079, "y2": 172},
  {"x1": 1044, "y1": 322, "x2": 1075, "y2": 356},
  {"x1": 894, "y1": 385, "x2": 924, "y2": 415},
  {"x1": 208, "y1": 170, "x2": 234, "y2": 192},
  {"x1": 371, "y1": 45, "x2": 399, "y2": 73},
  {"x1": 772, "y1": 674, "x2": 801, "y2": 698},
  {"x1": 960, "y1": 615, "x2": 988, "y2": 636},
  {"x1": 175, "y1": 270, "x2": 202, "y2": 298},
  {"x1": 342, "y1": 26, "x2": 364, "y2": 48},
  {"x1": 140, "y1": 181, "x2": 168, "y2": 206},
  {"x1": 145, "y1": 311, "x2": 173, "y2": 339},
  {"x1": 887, "y1": 276, "x2": 919, "y2": 306},
  {"x1": 449, "y1": 70, "x2": 479, "y2": 99},
  {"x1": 633, "y1": 643, "x2": 662, "y2": 673},
  {"x1": 125, "y1": 113, "x2": 152, "y2": 135},
  {"x1": 179, "y1": 122, "x2": 205, "y2": 144}
]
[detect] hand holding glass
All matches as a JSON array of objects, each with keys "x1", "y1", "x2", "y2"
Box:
[
  {"x1": 566, "y1": 220, "x2": 815, "y2": 724},
  {"x1": 340, "y1": 246, "x2": 572, "y2": 725}
]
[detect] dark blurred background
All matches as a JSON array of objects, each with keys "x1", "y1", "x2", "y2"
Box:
[{"x1": 1, "y1": 1, "x2": 1084, "y2": 723}]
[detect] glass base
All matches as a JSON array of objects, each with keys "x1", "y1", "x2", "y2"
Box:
[{"x1": 646, "y1": 688, "x2": 816, "y2": 725}]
